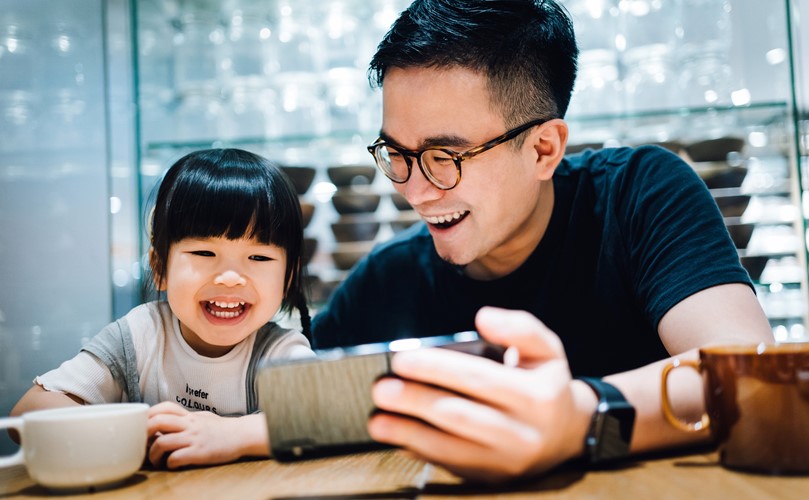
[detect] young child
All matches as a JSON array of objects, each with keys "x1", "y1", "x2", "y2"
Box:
[{"x1": 11, "y1": 148, "x2": 314, "y2": 468}]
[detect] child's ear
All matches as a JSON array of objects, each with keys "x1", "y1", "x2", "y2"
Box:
[{"x1": 148, "y1": 248, "x2": 166, "y2": 291}]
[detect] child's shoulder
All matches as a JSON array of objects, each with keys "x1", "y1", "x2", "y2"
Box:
[
  {"x1": 116, "y1": 301, "x2": 174, "y2": 349},
  {"x1": 121, "y1": 301, "x2": 172, "y2": 329},
  {"x1": 256, "y1": 322, "x2": 313, "y2": 359}
]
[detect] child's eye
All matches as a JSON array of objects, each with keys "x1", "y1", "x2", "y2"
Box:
[
  {"x1": 249, "y1": 255, "x2": 274, "y2": 262},
  {"x1": 190, "y1": 250, "x2": 215, "y2": 257}
]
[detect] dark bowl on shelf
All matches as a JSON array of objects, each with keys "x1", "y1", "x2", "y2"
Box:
[
  {"x1": 331, "y1": 243, "x2": 374, "y2": 271},
  {"x1": 305, "y1": 275, "x2": 342, "y2": 305},
  {"x1": 327, "y1": 165, "x2": 377, "y2": 187},
  {"x1": 726, "y1": 223, "x2": 755, "y2": 250},
  {"x1": 565, "y1": 142, "x2": 603, "y2": 154},
  {"x1": 390, "y1": 213, "x2": 421, "y2": 233},
  {"x1": 331, "y1": 219, "x2": 381, "y2": 242},
  {"x1": 300, "y1": 202, "x2": 315, "y2": 228},
  {"x1": 390, "y1": 192, "x2": 412, "y2": 211},
  {"x1": 714, "y1": 194, "x2": 751, "y2": 218},
  {"x1": 740, "y1": 255, "x2": 769, "y2": 281},
  {"x1": 281, "y1": 166, "x2": 316, "y2": 195},
  {"x1": 699, "y1": 166, "x2": 748, "y2": 190},
  {"x1": 648, "y1": 140, "x2": 685, "y2": 155},
  {"x1": 331, "y1": 191, "x2": 381, "y2": 215},
  {"x1": 302, "y1": 237, "x2": 317, "y2": 266},
  {"x1": 684, "y1": 137, "x2": 746, "y2": 163}
]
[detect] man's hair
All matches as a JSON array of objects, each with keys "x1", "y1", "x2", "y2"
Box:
[{"x1": 369, "y1": 0, "x2": 578, "y2": 125}]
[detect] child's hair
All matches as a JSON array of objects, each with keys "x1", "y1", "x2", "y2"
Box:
[{"x1": 147, "y1": 148, "x2": 311, "y2": 339}]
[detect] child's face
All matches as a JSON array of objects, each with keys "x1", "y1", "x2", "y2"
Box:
[{"x1": 160, "y1": 236, "x2": 287, "y2": 357}]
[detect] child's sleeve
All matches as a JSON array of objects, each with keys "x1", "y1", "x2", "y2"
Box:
[{"x1": 34, "y1": 350, "x2": 123, "y2": 403}]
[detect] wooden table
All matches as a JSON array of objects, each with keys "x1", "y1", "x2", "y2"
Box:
[{"x1": 2, "y1": 448, "x2": 808, "y2": 499}]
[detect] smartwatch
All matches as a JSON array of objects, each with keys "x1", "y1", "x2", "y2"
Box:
[{"x1": 578, "y1": 377, "x2": 636, "y2": 464}]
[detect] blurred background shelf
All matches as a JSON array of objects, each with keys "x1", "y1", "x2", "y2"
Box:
[{"x1": 3, "y1": 0, "x2": 809, "y2": 457}]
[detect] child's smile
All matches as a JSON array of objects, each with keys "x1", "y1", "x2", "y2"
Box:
[{"x1": 203, "y1": 300, "x2": 250, "y2": 321}]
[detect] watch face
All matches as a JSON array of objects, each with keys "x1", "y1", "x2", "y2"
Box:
[{"x1": 594, "y1": 406, "x2": 636, "y2": 461}]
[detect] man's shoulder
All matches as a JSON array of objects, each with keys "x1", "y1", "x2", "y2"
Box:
[
  {"x1": 561, "y1": 145, "x2": 695, "y2": 190},
  {"x1": 563, "y1": 144, "x2": 684, "y2": 171}
]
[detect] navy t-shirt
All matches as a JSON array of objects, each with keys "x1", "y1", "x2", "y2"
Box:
[{"x1": 312, "y1": 146, "x2": 752, "y2": 376}]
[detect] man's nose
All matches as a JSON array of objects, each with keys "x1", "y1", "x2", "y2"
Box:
[
  {"x1": 402, "y1": 162, "x2": 443, "y2": 205},
  {"x1": 214, "y1": 269, "x2": 247, "y2": 287}
]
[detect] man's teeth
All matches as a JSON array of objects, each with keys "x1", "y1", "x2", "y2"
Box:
[{"x1": 424, "y1": 211, "x2": 466, "y2": 224}]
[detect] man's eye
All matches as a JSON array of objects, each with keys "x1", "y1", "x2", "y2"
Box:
[
  {"x1": 249, "y1": 255, "x2": 273, "y2": 262},
  {"x1": 190, "y1": 250, "x2": 215, "y2": 257}
]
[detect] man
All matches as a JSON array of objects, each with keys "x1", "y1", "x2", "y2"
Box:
[{"x1": 312, "y1": 0, "x2": 772, "y2": 482}]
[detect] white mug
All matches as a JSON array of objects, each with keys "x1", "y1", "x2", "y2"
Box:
[{"x1": 0, "y1": 403, "x2": 149, "y2": 491}]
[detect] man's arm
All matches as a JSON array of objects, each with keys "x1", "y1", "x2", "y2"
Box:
[
  {"x1": 368, "y1": 285, "x2": 773, "y2": 482},
  {"x1": 607, "y1": 282, "x2": 773, "y2": 453}
]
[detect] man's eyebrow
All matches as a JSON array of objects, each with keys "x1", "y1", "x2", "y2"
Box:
[{"x1": 378, "y1": 130, "x2": 473, "y2": 150}]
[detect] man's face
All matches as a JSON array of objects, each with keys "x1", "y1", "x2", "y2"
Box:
[{"x1": 380, "y1": 66, "x2": 550, "y2": 279}]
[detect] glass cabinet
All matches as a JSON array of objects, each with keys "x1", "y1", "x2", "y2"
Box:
[{"x1": 130, "y1": 0, "x2": 809, "y2": 339}]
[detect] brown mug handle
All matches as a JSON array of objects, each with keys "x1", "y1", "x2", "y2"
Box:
[{"x1": 661, "y1": 359, "x2": 711, "y2": 432}]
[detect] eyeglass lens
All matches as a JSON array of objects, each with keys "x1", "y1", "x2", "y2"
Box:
[{"x1": 375, "y1": 145, "x2": 458, "y2": 189}]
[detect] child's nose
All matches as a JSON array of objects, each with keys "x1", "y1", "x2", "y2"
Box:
[{"x1": 213, "y1": 269, "x2": 247, "y2": 287}]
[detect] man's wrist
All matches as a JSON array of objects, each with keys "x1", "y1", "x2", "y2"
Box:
[
  {"x1": 570, "y1": 378, "x2": 600, "y2": 460},
  {"x1": 576, "y1": 377, "x2": 636, "y2": 464}
]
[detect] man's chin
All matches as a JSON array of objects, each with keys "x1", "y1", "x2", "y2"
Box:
[{"x1": 437, "y1": 252, "x2": 470, "y2": 272}]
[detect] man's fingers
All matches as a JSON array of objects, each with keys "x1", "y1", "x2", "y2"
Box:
[
  {"x1": 475, "y1": 306, "x2": 566, "y2": 362},
  {"x1": 371, "y1": 377, "x2": 539, "y2": 451}
]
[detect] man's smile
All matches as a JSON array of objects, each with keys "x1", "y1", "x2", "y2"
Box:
[{"x1": 422, "y1": 210, "x2": 469, "y2": 229}]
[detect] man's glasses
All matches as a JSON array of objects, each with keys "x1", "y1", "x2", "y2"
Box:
[{"x1": 367, "y1": 118, "x2": 549, "y2": 190}]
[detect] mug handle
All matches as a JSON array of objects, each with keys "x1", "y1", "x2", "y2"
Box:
[
  {"x1": 0, "y1": 417, "x2": 25, "y2": 468},
  {"x1": 661, "y1": 359, "x2": 711, "y2": 432}
]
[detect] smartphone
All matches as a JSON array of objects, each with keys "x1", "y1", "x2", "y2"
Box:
[{"x1": 257, "y1": 331, "x2": 505, "y2": 461}]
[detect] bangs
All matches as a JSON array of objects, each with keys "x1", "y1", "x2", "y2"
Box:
[
  {"x1": 165, "y1": 172, "x2": 280, "y2": 244},
  {"x1": 155, "y1": 149, "x2": 300, "y2": 250}
]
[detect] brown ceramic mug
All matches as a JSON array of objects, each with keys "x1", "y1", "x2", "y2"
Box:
[{"x1": 661, "y1": 343, "x2": 809, "y2": 474}]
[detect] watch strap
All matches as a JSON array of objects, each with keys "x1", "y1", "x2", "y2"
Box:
[{"x1": 578, "y1": 376, "x2": 636, "y2": 463}]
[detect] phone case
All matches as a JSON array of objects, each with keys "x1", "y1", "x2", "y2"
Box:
[{"x1": 258, "y1": 332, "x2": 505, "y2": 461}]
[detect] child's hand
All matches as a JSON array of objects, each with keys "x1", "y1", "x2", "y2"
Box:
[{"x1": 147, "y1": 401, "x2": 269, "y2": 469}]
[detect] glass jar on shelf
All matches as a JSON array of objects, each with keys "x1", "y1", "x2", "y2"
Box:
[
  {"x1": 271, "y1": 0, "x2": 324, "y2": 76},
  {"x1": 325, "y1": 67, "x2": 371, "y2": 135},
  {"x1": 136, "y1": 3, "x2": 175, "y2": 102},
  {"x1": 676, "y1": 0, "x2": 732, "y2": 62},
  {"x1": 223, "y1": 10, "x2": 273, "y2": 89},
  {"x1": 567, "y1": 49, "x2": 622, "y2": 118},
  {"x1": 222, "y1": 86, "x2": 279, "y2": 141},
  {"x1": 0, "y1": 90, "x2": 39, "y2": 153},
  {"x1": 561, "y1": 0, "x2": 618, "y2": 54},
  {"x1": 175, "y1": 87, "x2": 224, "y2": 142},
  {"x1": 0, "y1": 13, "x2": 38, "y2": 93},
  {"x1": 318, "y1": 0, "x2": 363, "y2": 71},
  {"x1": 273, "y1": 73, "x2": 329, "y2": 140},
  {"x1": 173, "y1": 11, "x2": 225, "y2": 93}
]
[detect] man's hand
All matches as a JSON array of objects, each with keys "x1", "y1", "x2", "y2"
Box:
[
  {"x1": 368, "y1": 306, "x2": 597, "y2": 483},
  {"x1": 147, "y1": 402, "x2": 269, "y2": 469}
]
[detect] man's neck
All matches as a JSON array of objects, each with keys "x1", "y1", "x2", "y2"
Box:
[{"x1": 464, "y1": 180, "x2": 555, "y2": 280}]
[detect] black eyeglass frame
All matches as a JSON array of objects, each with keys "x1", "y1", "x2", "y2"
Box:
[{"x1": 366, "y1": 117, "x2": 550, "y2": 190}]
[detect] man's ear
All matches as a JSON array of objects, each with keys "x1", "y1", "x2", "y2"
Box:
[
  {"x1": 148, "y1": 248, "x2": 166, "y2": 291},
  {"x1": 531, "y1": 118, "x2": 568, "y2": 181}
]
